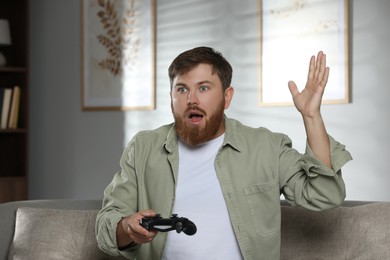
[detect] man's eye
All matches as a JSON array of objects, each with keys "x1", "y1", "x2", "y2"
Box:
[
  {"x1": 178, "y1": 87, "x2": 188, "y2": 93},
  {"x1": 200, "y1": 86, "x2": 208, "y2": 91}
]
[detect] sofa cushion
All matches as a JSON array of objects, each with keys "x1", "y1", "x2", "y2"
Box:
[
  {"x1": 281, "y1": 202, "x2": 390, "y2": 260},
  {"x1": 8, "y1": 207, "x2": 124, "y2": 260}
]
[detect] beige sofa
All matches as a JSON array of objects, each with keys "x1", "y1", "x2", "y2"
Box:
[{"x1": 1, "y1": 199, "x2": 389, "y2": 259}]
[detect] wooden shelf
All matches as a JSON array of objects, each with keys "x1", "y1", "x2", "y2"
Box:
[
  {"x1": 0, "y1": 177, "x2": 28, "y2": 203},
  {"x1": 0, "y1": 67, "x2": 27, "y2": 73},
  {"x1": 0, "y1": 128, "x2": 27, "y2": 134},
  {"x1": 0, "y1": 0, "x2": 29, "y2": 203}
]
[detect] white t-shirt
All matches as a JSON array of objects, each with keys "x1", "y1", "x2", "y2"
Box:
[{"x1": 162, "y1": 134, "x2": 243, "y2": 260}]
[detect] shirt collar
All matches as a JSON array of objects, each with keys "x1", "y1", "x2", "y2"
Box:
[
  {"x1": 222, "y1": 115, "x2": 242, "y2": 152},
  {"x1": 164, "y1": 124, "x2": 178, "y2": 154}
]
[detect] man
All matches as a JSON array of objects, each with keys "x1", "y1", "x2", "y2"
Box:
[{"x1": 96, "y1": 46, "x2": 352, "y2": 260}]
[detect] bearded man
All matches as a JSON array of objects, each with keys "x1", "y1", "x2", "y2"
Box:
[{"x1": 96, "y1": 46, "x2": 352, "y2": 260}]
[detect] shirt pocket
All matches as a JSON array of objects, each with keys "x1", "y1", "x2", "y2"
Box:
[{"x1": 244, "y1": 179, "x2": 281, "y2": 237}]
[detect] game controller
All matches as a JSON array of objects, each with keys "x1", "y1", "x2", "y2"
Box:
[{"x1": 140, "y1": 214, "x2": 197, "y2": 236}]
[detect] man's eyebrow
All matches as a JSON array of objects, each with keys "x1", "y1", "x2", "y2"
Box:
[
  {"x1": 173, "y1": 82, "x2": 187, "y2": 89},
  {"x1": 173, "y1": 80, "x2": 213, "y2": 88},
  {"x1": 198, "y1": 80, "x2": 213, "y2": 85}
]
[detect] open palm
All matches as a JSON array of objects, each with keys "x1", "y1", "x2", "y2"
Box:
[{"x1": 288, "y1": 51, "x2": 330, "y2": 118}]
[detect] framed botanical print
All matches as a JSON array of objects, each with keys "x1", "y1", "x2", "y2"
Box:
[{"x1": 82, "y1": 0, "x2": 156, "y2": 110}]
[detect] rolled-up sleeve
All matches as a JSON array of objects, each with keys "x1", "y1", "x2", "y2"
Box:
[{"x1": 281, "y1": 134, "x2": 353, "y2": 211}]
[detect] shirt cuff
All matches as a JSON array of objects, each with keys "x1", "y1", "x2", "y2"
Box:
[{"x1": 302, "y1": 135, "x2": 353, "y2": 177}]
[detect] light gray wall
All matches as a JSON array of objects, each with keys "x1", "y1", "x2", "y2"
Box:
[{"x1": 29, "y1": 0, "x2": 390, "y2": 201}]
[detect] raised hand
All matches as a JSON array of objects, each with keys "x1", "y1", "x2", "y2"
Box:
[{"x1": 288, "y1": 51, "x2": 330, "y2": 118}]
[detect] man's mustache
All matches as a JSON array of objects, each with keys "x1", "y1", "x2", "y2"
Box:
[{"x1": 185, "y1": 105, "x2": 207, "y2": 116}]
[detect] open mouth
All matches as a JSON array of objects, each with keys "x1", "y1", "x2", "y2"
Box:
[{"x1": 188, "y1": 112, "x2": 204, "y2": 124}]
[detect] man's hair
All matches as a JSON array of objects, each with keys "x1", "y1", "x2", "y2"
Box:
[{"x1": 168, "y1": 46, "x2": 233, "y2": 91}]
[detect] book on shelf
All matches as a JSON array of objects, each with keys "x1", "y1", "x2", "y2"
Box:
[
  {"x1": 0, "y1": 88, "x2": 4, "y2": 120},
  {"x1": 0, "y1": 88, "x2": 13, "y2": 129},
  {"x1": 0, "y1": 86, "x2": 21, "y2": 129},
  {"x1": 8, "y1": 86, "x2": 21, "y2": 129}
]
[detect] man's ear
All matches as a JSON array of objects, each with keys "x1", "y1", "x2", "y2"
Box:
[{"x1": 224, "y1": 86, "x2": 234, "y2": 109}]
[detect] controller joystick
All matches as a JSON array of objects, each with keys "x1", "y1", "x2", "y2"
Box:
[{"x1": 140, "y1": 214, "x2": 197, "y2": 236}]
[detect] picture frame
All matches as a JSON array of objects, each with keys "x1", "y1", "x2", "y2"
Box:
[
  {"x1": 258, "y1": 0, "x2": 350, "y2": 106},
  {"x1": 81, "y1": 0, "x2": 156, "y2": 110}
]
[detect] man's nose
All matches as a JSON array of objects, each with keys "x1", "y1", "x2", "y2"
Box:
[{"x1": 187, "y1": 91, "x2": 199, "y2": 105}]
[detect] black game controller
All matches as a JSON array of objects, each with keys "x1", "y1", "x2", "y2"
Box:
[{"x1": 140, "y1": 214, "x2": 197, "y2": 236}]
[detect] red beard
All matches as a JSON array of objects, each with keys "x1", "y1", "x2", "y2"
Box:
[{"x1": 172, "y1": 99, "x2": 225, "y2": 146}]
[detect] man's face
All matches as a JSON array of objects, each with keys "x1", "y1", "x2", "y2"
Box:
[{"x1": 170, "y1": 63, "x2": 233, "y2": 146}]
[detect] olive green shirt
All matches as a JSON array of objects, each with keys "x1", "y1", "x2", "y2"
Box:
[{"x1": 96, "y1": 117, "x2": 352, "y2": 260}]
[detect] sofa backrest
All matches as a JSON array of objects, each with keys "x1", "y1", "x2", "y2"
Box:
[
  {"x1": 1, "y1": 200, "x2": 389, "y2": 260},
  {"x1": 280, "y1": 201, "x2": 390, "y2": 259},
  {"x1": 0, "y1": 199, "x2": 102, "y2": 260}
]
